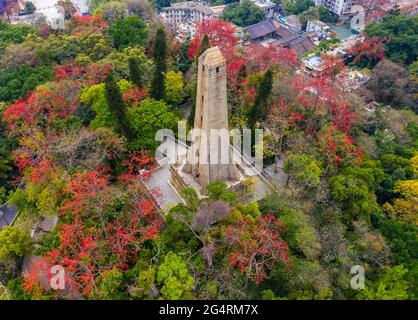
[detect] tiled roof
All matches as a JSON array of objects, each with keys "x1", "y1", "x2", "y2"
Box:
[
  {"x1": 245, "y1": 20, "x2": 278, "y2": 40},
  {"x1": 275, "y1": 26, "x2": 299, "y2": 44},
  {"x1": 0, "y1": 203, "x2": 18, "y2": 231},
  {"x1": 245, "y1": 19, "x2": 300, "y2": 43},
  {"x1": 289, "y1": 38, "x2": 316, "y2": 58}
]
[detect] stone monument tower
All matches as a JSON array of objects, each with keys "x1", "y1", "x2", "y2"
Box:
[{"x1": 182, "y1": 46, "x2": 239, "y2": 188}]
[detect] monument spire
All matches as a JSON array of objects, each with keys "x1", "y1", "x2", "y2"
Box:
[{"x1": 182, "y1": 46, "x2": 239, "y2": 188}]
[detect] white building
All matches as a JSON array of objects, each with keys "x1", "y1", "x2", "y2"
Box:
[
  {"x1": 247, "y1": 0, "x2": 275, "y2": 18},
  {"x1": 175, "y1": 22, "x2": 196, "y2": 42},
  {"x1": 306, "y1": 20, "x2": 330, "y2": 39},
  {"x1": 9, "y1": 0, "x2": 89, "y2": 28},
  {"x1": 315, "y1": 0, "x2": 351, "y2": 16},
  {"x1": 159, "y1": 1, "x2": 215, "y2": 33}
]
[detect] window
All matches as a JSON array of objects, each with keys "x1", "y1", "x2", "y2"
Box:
[{"x1": 216, "y1": 66, "x2": 220, "y2": 73}]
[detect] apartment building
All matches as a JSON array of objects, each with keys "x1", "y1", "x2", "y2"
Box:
[
  {"x1": 159, "y1": 1, "x2": 215, "y2": 33},
  {"x1": 315, "y1": 0, "x2": 352, "y2": 16}
]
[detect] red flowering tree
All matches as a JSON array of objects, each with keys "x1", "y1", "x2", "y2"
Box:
[
  {"x1": 70, "y1": 15, "x2": 108, "y2": 35},
  {"x1": 188, "y1": 19, "x2": 238, "y2": 60},
  {"x1": 54, "y1": 63, "x2": 85, "y2": 81},
  {"x1": 60, "y1": 170, "x2": 116, "y2": 221},
  {"x1": 225, "y1": 214, "x2": 289, "y2": 285},
  {"x1": 3, "y1": 80, "x2": 80, "y2": 129},
  {"x1": 349, "y1": 36, "x2": 385, "y2": 67},
  {"x1": 243, "y1": 43, "x2": 297, "y2": 73},
  {"x1": 320, "y1": 53, "x2": 346, "y2": 79},
  {"x1": 23, "y1": 152, "x2": 163, "y2": 298},
  {"x1": 328, "y1": 100, "x2": 355, "y2": 133},
  {"x1": 83, "y1": 63, "x2": 112, "y2": 87},
  {"x1": 189, "y1": 19, "x2": 298, "y2": 106},
  {"x1": 122, "y1": 87, "x2": 148, "y2": 107},
  {"x1": 54, "y1": 62, "x2": 111, "y2": 87},
  {"x1": 188, "y1": 19, "x2": 245, "y2": 84},
  {"x1": 288, "y1": 73, "x2": 356, "y2": 136},
  {"x1": 318, "y1": 125, "x2": 362, "y2": 168}
]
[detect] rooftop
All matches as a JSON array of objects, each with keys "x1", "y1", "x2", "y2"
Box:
[
  {"x1": 210, "y1": 4, "x2": 226, "y2": 14},
  {"x1": 288, "y1": 38, "x2": 316, "y2": 58},
  {"x1": 245, "y1": 18, "x2": 281, "y2": 40},
  {"x1": 0, "y1": 203, "x2": 18, "y2": 231},
  {"x1": 304, "y1": 55, "x2": 323, "y2": 69}
]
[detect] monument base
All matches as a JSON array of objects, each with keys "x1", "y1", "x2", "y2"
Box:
[{"x1": 170, "y1": 158, "x2": 249, "y2": 199}]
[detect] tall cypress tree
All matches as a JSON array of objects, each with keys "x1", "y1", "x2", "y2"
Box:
[
  {"x1": 150, "y1": 27, "x2": 167, "y2": 100},
  {"x1": 128, "y1": 57, "x2": 142, "y2": 87},
  {"x1": 248, "y1": 69, "x2": 273, "y2": 130},
  {"x1": 105, "y1": 71, "x2": 132, "y2": 140}
]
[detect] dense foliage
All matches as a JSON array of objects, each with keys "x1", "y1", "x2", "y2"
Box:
[
  {"x1": 365, "y1": 14, "x2": 418, "y2": 67},
  {"x1": 221, "y1": 0, "x2": 265, "y2": 27},
  {"x1": 0, "y1": 1, "x2": 416, "y2": 301}
]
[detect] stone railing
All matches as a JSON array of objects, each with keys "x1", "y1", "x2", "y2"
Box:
[{"x1": 169, "y1": 163, "x2": 191, "y2": 191}]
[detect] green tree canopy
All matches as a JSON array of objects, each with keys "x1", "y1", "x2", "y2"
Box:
[
  {"x1": 206, "y1": 181, "x2": 237, "y2": 203},
  {"x1": 94, "y1": 1, "x2": 128, "y2": 24},
  {"x1": 128, "y1": 57, "x2": 142, "y2": 87},
  {"x1": 0, "y1": 65, "x2": 53, "y2": 104},
  {"x1": 0, "y1": 21, "x2": 36, "y2": 45},
  {"x1": 248, "y1": 69, "x2": 273, "y2": 129},
  {"x1": 365, "y1": 14, "x2": 418, "y2": 66},
  {"x1": 221, "y1": 0, "x2": 266, "y2": 27},
  {"x1": 108, "y1": 16, "x2": 148, "y2": 50},
  {"x1": 283, "y1": 154, "x2": 323, "y2": 188},
  {"x1": 0, "y1": 226, "x2": 32, "y2": 282},
  {"x1": 0, "y1": 227, "x2": 32, "y2": 261},
  {"x1": 104, "y1": 71, "x2": 132, "y2": 139},
  {"x1": 128, "y1": 98, "x2": 178, "y2": 151},
  {"x1": 330, "y1": 174, "x2": 381, "y2": 221},
  {"x1": 357, "y1": 265, "x2": 410, "y2": 300},
  {"x1": 95, "y1": 269, "x2": 126, "y2": 300},
  {"x1": 150, "y1": 27, "x2": 168, "y2": 100},
  {"x1": 156, "y1": 252, "x2": 194, "y2": 300},
  {"x1": 80, "y1": 79, "x2": 134, "y2": 130},
  {"x1": 165, "y1": 70, "x2": 184, "y2": 106},
  {"x1": 283, "y1": 0, "x2": 315, "y2": 15},
  {"x1": 24, "y1": 1, "x2": 36, "y2": 14}
]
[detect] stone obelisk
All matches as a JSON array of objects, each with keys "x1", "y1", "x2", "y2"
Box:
[{"x1": 183, "y1": 46, "x2": 238, "y2": 188}]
